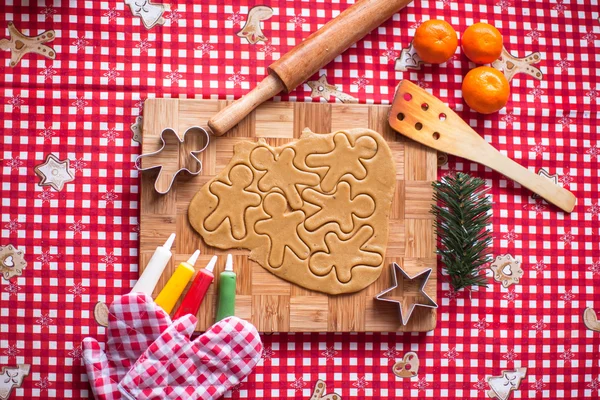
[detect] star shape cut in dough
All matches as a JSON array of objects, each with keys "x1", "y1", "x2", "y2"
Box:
[
  {"x1": 34, "y1": 154, "x2": 75, "y2": 191},
  {"x1": 374, "y1": 262, "x2": 437, "y2": 325}
]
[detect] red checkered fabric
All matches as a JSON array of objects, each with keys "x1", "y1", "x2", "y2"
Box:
[
  {"x1": 118, "y1": 315, "x2": 263, "y2": 400},
  {"x1": 82, "y1": 293, "x2": 174, "y2": 400}
]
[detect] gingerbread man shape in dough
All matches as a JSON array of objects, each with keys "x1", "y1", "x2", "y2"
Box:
[
  {"x1": 250, "y1": 146, "x2": 320, "y2": 209},
  {"x1": 309, "y1": 225, "x2": 382, "y2": 283},
  {"x1": 303, "y1": 181, "x2": 375, "y2": 233},
  {"x1": 306, "y1": 133, "x2": 378, "y2": 193},
  {"x1": 255, "y1": 192, "x2": 310, "y2": 268},
  {"x1": 204, "y1": 164, "x2": 261, "y2": 239}
]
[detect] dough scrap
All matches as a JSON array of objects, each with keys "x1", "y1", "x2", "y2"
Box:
[{"x1": 188, "y1": 129, "x2": 396, "y2": 295}]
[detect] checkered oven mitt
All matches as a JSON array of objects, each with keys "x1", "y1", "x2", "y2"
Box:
[
  {"x1": 118, "y1": 314, "x2": 263, "y2": 400},
  {"x1": 82, "y1": 293, "x2": 178, "y2": 400}
]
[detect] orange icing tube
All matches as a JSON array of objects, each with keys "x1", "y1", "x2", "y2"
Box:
[{"x1": 155, "y1": 250, "x2": 200, "y2": 314}]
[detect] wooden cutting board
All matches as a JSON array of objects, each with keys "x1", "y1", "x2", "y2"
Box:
[{"x1": 139, "y1": 98, "x2": 438, "y2": 332}]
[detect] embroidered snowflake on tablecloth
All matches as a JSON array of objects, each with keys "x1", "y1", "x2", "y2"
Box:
[
  {"x1": 531, "y1": 319, "x2": 546, "y2": 334},
  {"x1": 559, "y1": 170, "x2": 573, "y2": 187},
  {"x1": 132, "y1": 224, "x2": 140, "y2": 234},
  {"x1": 445, "y1": 288, "x2": 460, "y2": 301},
  {"x1": 229, "y1": 382, "x2": 243, "y2": 393},
  {"x1": 37, "y1": 314, "x2": 54, "y2": 328},
  {"x1": 101, "y1": 252, "x2": 118, "y2": 267},
  {"x1": 524, "y1": 201, "x2": 546, "y2": 215},
  {"x1": 474, "y1": 378, "x2": 487, "y2": 392},
  {"x1": 4, "y1": 344, "x2": 19, "y2": 358},
  {"x1": 474, "y1": 318, "x2": 488, "y2": 332},
  {"x1": 528, "y1": 84, "x2": 544, "y2": 100},
  {"x1": 414, "y1": 377, "x2": 429, "y2": 392},
  {"x1": 102, "y1": 189, "x2": 118, "y2": 203},
  {"x1": 531, "y1": 378, "x2": 546, "y2": 392},
  {"x1": 166, "y1": 70, "x2": 183, "y2": 85},
  {"x1": 444, "y1": 347, "x2": 459, "y2": 362},
  {"x1": 440, "y1": 0, "x2": 452, "y2": 8},
  {"x1": 136, "y1": 38, "x2": 152, "y2": 53},
  {"x1": 503, "y1": 348, "x2": 517, "y2": 363},
  {"x1": 558, "y1": 115, "x2": 572, "y2": 130},
  {"x1": 68, "y1": 345, "x2": 83, "y2": 361},
  {"x1": 586, "y1": 89, "x2": 598, "y2": 102},
  {"x1": 410, "y1": 20, "x2": 422, "y2": 29},
  {"x1": 6, "y1": 157, "x2": 23, "y2": 171},
  {"x1": 260, "y1": 43, "x2": 276, "y2": 57},
  {"x1": 501, "y1": 112, "x2": 516, "y2": 126},
  {"x1": 588, "y1": 260, "x2": 600, "y2": 275},
  {"x1": 526, "y1": 29, "x2": 541, "y2": 43},
  {"x1": 38, "y1": 189, "x2": 54, "y2": 203},
  {"x1": 530, "y1": 142, "x2": 546, "y2": 157},
  {"x1": 382, "y1": 47, "x2": 399, "y2": 63},
  {"x1": 532, "y1": 260, "x2": 547, "y2": 275},
  {"x1": 289, "y1": 14, "x2": 305, "y2": 28},
  {"x1": 583, "y1": 30, "x2": 596, "y2": 45},
  {"x1": 40, "y1": 66, "x2": 57, "y2": 81},
  {"x1": 383, "y1": 347, "x2": 398, "y2": 362},
  {"x1": 197, "y1": 41, "x2": 213, "y2": 56},
  {"x1": 102, "y1": 127, "x2": 119, "y2": 143},
  {"x1": 37, "y1": 250, "x2": 54, "y2": 266},
  {"x1": 72, "y1": 97, "x2": 88, "y2": 111},
  {"x1": 166, "y1": 9, "x2": 182, "y2": 24},
  {"x1": 135, "y1": 98, "x2": 145, "y2": 112},
  {"x1": 103, "y1": 8, "x2": 120, "y2": 22},
  {"x1": 70, "y1": 158, "x2": 86, "y2": 173},
  {"x1": 322, "y1": 346, "x2": 337, "y2": 360},
  {"x1": 4, "y1": 219, "x2": 21, "y2": 233},
  {"x1": 552, "y1": 1, "x2": 567, "y2": 15},
  {"x1": 560, "y1": 348, "x2": 574, "y2": 363},
  {"x1": 503, "y1": 289, "x2": 518, "y2": 304},
  {"x1": 586, "y1": 144, "x2": 599, "y2": 160},
  {"x1": 416, "y1": 80, "x2": 429, "y2": 88},
  {"x1": 228, "y1": 71, "x2": 245, "y2": 87},
  {"x1": 503, "y1": 229, "x2": 518, "y2": 243},
  {"x1": 41, "y1": 5, "x2": 57, "y2": 19},
  {"x1": 70, "y1": 220, "x2": 86, "y2": 235},
  {"x1": 557, "y1": 58, "x2": 571, "y2": 72},
  {"x1": 290, "y1": 377, "x2": 307, "y2": 392},
  {"x1": 104, "y1": 67, "x2": 120, "y2": 83},
  {"x1": 261, "y1": 346, "x2": 274, "y2": 361},
  {"x1": 5, "y1": 281, "x2": 21, "y2": 297},
  {"x1": 8, "y1": 94, "x2": 24, "y2": 109},
  {"x1": 228, "y1": 11, "x2": 243, "y2": 26},
  {"x1": 36, "y1": 376, "x2": 51, "y2": 392},
  {"x1": 70, "y1": 282, "x2": 86, "y2": 297},
  {"x1": 560, "y1": 231, "x2": 574, "y2": 246},
  {"x1": 353, "y1": 75, "x2": 369, "y2": 90},
  {"x1": 39, "y1": 126, "x2": 55, "y2": 141},
  {"x1": 73, "y1": 37, "x2": 88, "y2": 51},
  {"x1": 588, "y1": 377, "x2": 600, "y2": 391},
  {"x1": 353, "y1": 376, "x2": 369, "y2": 391},
  {"x1": 495, "y1": 0, "x2": 512, "y2": 11},
  {"x1": 561, "y1": 290, "x2": 574, "y2": 303}
]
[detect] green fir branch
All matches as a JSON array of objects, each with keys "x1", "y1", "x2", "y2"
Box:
[{"x1": 431, "y1": 172, "x2": 492, "y2": 292}]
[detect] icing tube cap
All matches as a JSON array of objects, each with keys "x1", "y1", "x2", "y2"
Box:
[
  {"x1": 225, "y1": 254, "x2": 234, "y2": 272},
  {"x1": 163, "y1": 233, "x2": 176, "y2": 251},
  {"x1": 205, "y1": 255, "x2": 218, "y2": 273},
  {"x1": 187, "y1": 250, "x2": 201, "y2": 266}
]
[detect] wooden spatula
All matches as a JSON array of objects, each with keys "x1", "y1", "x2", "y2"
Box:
[{"x1": 388, "y1": 80, "x2": 576, "y2": 213}]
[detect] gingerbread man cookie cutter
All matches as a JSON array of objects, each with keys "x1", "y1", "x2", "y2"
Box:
[{"x1": 136, "y1": 126, "x2": 210, "y2": 194}]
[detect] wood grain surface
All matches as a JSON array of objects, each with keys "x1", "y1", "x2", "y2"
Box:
[{"x1": 140, "y1": 98, "x2": 438, "y2": 332}]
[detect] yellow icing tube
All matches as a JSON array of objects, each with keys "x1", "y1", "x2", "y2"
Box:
[{"x1": 155, "y1": 250, "x2": 200, "y2": 314}]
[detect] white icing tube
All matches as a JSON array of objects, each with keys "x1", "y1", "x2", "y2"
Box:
[{"x1": 131, "y1": 233, "x2": 175, "y2": 296}]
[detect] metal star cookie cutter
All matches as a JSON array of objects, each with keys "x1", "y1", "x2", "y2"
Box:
[
  {"x1": 374, "y1": 262, "x2": 438, "y2": 326},
  {"x1": 135, "y1": 126, "x2": 210, "y2": 194}
]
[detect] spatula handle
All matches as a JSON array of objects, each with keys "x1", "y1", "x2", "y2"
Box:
[{"x1": 478, "y1": 144, "x2": 576, "y2": 212}]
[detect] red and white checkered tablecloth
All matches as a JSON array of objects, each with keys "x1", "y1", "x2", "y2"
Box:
[{"x1": 1, "y1": 0, "x2": 599, "y2": 399}]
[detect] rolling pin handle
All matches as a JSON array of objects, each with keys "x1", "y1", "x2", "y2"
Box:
[{"x1": 207, "y1": 73, "x2": 286, "y2": 136}]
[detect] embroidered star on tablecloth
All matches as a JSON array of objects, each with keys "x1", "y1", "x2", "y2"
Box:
[{"x1": 34, "y1": 154, "x2": 75, "y2": 191}]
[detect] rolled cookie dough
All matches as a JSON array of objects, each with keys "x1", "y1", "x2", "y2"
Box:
[{"x1": 188, "y1": 128, "x2": 396, "y2": 295}]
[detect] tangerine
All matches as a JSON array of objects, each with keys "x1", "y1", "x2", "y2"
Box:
[
  {"x1": 462, "y1": 66, "x2": 510, "y2": 114},
  {"x1": 462, "y1": 22, "x2": 503, "y2": 64},
  {"x1": 413, "y1": 20, "x2": 458, "y2": 64}
]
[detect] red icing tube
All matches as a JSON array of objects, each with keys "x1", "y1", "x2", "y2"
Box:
[{"x1": 173, "y1": 256, "x2": 217, "y2": 320}]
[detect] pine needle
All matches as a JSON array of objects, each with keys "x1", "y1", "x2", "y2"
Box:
[{"x1": 431, "y1": 172, "x2": 492, "y2": 292}]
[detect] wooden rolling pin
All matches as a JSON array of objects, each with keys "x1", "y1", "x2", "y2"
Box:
[{"x1": 207, "y1": 0, "x2": 413, "y2": 136}]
